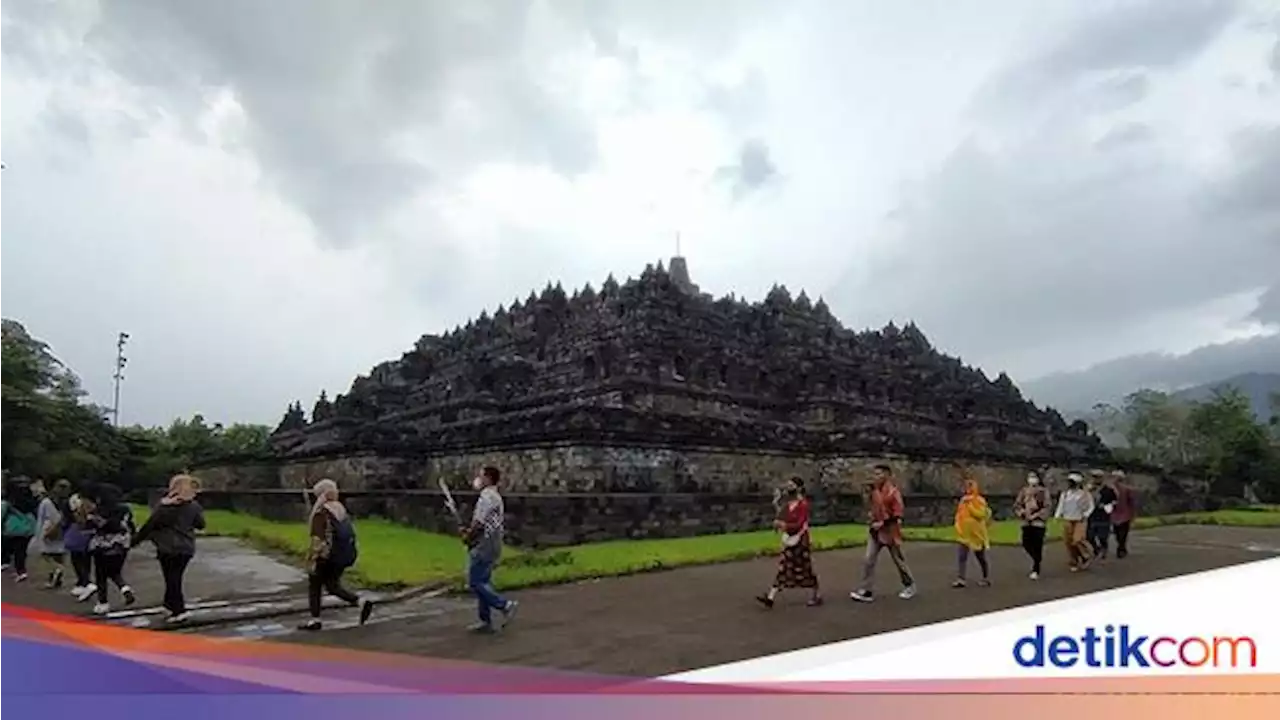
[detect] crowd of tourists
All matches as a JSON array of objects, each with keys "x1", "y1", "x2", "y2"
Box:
[
  {"x1": 756, "y1": 465, "x2": 1137, "y2": 608},
  {"x1": 6, "y1": 462, "x2": 1134, "y2": 634}
]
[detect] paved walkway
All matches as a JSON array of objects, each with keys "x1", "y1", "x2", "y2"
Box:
[
  {"x1": 1, "y1": 537, "x2": 309, "y2": 628},
  {"x1": 280, "y1": 525, "x2": 1279, "y2": 676},
  {"x1": 3, "y1": 525, "x2": 1276, "y2": 677}
]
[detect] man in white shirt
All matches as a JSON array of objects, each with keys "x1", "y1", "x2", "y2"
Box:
[{"x1": 460, "y1": 466, "x2": 518, "y2": 634}]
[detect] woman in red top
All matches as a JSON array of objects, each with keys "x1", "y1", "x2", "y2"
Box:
[{"x1": 756, "y1": 477, "x2": 823, "y2": 609}]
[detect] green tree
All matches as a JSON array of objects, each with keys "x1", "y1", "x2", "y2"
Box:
[{"x1": 1186, "y1": 388, "x2": 1280, "y2": 500}]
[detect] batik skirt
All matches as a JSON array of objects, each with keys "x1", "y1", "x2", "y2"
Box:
[{"x1": 774, "y1": 541, "x2": 818, "y2": 589}]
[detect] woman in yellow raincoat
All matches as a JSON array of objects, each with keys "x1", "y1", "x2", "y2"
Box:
[{"x1": 953, "y1": 476, "x2": 992, "y2": 588}]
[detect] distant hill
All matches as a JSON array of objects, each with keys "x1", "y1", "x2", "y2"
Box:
[
  {"x1": 1065, "y1": 372, "x2": 1279, "y2": 448},
  {"x1": 1171, "y1": 372, "x2": 1280, "y2": 421}
]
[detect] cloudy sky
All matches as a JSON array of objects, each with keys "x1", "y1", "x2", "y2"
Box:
[{"x1": 2, "y1": 0, "x2": 1278, "y2": 427}]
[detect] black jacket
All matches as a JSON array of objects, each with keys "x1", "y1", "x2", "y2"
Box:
[{"x1": 135, "y1": 500, "x2": 206, "y2": 556}]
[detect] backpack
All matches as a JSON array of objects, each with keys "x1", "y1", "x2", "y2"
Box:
[
  {"x1": 3, "y1": 502, "x2": 36, "y2": 537},
  {"x1": 329, "y1": 514, "x2": 358, "y2": 570}
]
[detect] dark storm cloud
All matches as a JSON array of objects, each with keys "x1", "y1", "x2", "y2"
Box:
[
  {"x1": 716, "y1": 138, "x2": 779, "y2": 201},
  {"x1": 5, "y1": 0, "x2": 600, "y2": 248}
]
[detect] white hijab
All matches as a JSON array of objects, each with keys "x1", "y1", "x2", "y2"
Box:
[{"x1": 310, "y1": 478, "x2": 347, "y2": 522}]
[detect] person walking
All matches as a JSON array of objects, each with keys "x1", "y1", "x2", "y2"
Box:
[
  {"x1": 850, "y1": 464, "x2": 917, "y2": 602},
  {"x1": 1054, "y1": 472, "x2": 1096, "y2": 572},
  {"x1": 756, "y1": 476, "x2": 823, "y2": 608},
  {"x1": 133, "y1": 474, "x2": 206, "y2": 624},
  {"x1": 1013, "y1": 471, "x2": 1050, "y2": 579},
  {"x1": 1108, "y1": 471, "x2": 1137, "y2": 559},
  {"x1": 65, "y1": 491, "x2": 97, "y2": 600},
  {"x1": 298, "y1": 479, "x2": 373, "y2": 631},
  {"x1": 29, "y1": 479, "x2": 71, "y2": 589},
  {"x1": 87, "y1": 483, "x2": 137, "y2": 614},
  {"x1": 1086, "y1": 471, "x2": 1116, "y2": 560},
  {"x1": 2, "y1": 480, "x2": 38, "y2": 581},
  {"x1": 461, "y1": 466, "x2": 518, "y2": 633},
  {"x1": 952, "y1": 475, "x2": 992, "y2": 588}
]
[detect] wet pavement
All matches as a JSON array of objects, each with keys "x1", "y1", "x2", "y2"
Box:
[
  {"x1": 0, "y1": 537, "x2": 311, "y2": 628},
  {"x1": 3, "y1": 525, "x2": 1277, "y2": 675},
  {"x1": 279, "y1": 524, "x2": 1280, "y2": 676}
]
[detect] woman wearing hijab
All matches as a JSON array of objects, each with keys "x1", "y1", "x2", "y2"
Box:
[
  {"x1": 133, "y1": 474, "x2": 206, "y2": 623},
  {"x1": 28, "y1": 479, "x2": 72, "y2": 589},
  {"x1": 86, "y1": 483, "x2": 137, "y2": 614},
  {"x1": 952, "y1": 474, "x2": 992, "y2": 588},
  {"x1": 756, "y1": 476, "x2": 823, "y2": 609},
  {"x1": 299, "y1": 479, "x2": 373, "y2": 631},
  {"x1": 1013, "y1": 471, "x2": 1051, "y2": 579},
  {"x1": 1054, "y1": 472, "x2": 1096, "y2": 572}
]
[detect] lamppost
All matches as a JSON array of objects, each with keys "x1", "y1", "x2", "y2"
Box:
[{"x1": 112, "y1": 332, "x2": 130, "y2": 426}]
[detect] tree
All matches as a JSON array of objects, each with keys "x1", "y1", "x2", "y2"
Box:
[{"x1": 1187, "y1": 388, "x2": 1280, "y2": 500}]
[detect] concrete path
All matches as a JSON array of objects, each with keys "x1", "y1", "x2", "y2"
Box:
[
  {"x1": 3, "y1": 525, "x2": 1276, "y2": 677},
  {"x1": 277, "y1": 525, "x2": 1280, "y2": 676},
  {"x1": 0, "y1": 537, "x2": 309, "y2": 628}
]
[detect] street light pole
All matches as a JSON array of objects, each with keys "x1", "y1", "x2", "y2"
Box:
[{"x1": 112, "y1": 332, "x2": 130, "y2": 426}]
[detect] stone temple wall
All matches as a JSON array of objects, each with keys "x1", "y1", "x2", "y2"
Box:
[{"x1": 191, "y1": 443, "x2": 1199, "y2": 548}]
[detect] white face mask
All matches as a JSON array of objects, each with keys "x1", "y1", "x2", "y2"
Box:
[
  {"x1": 472, "y1": 476, "x2": 484, "y2": 491},
  {"x1": 1027, "y1": 475, "x2": 1040, "y2": 486}
]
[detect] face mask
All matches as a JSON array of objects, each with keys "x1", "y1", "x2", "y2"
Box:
[
  {"x1": 1027, "y1": 475, "x2": 1039, "y2": 486},
  {"x1": 472, "y1": 477, "x2": 484, "y2": 491}
]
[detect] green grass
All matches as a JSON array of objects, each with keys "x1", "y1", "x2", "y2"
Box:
[{"x1": 128, "y1": 504, "x2": 1280, "y2": 592}]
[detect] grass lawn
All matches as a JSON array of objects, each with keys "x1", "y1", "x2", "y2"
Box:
[{"x1": 129, "y1": 504, "x2": 1280, "y2": 592}]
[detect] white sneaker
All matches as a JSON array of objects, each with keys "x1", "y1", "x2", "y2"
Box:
[
  {"x1": 849, "y1": 590, "x2": 874, "y2": 603},
  {"x1": 75, "y1": 583, "x2": 98, "y2": 602},
  {"x1": 92, "y1": 603, "x2": 111, "y2": 615},
  {"x1": 898, "y1": 585, "x2": 918, "y2": 600},
  {"x1": 1029, "y1": 571, "x2": 1039, "y2": 580},
  {"x1": 70, "y1": 585, "x2": 86, "y2": 596},
  {"x1": 166, "y1": 611, "x2": 192, "y2": 624}
]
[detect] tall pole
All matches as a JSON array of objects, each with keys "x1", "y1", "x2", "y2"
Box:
[{"x1": 112, "y1": 332, "x2": 130, "y2": 426}]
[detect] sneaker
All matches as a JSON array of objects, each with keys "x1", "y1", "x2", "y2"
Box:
[
  {"x1": 1, "y1": 563, "x2": 10, "y2": 572},
  {"x1": 166, "y1": 611, "x2": 193, "y2": 624},
  {"x1": 121, "y1": 586, "x2": 136, "y2": 605},
  {"x1": 805, "y1": 596, "x2": 824, "y2": 607},
  {"x1": 92, "y1": 603, "x2": 111, "y2": 615},
  {"x1": 75, "y1": 583, "x2": 98, "y2": 602},
  {"x1": 755, "y1": 594, "x2": 775, "y2": 609},
  {"x1": 298, "y1": 619, "x2": 322, "y2": 631},
  {"x1": 977, "y1": 579, "x2": 991, "y2": 587},
  {"x1": 358, "y1": 599, "x2": 375, "y2": 626},
  {"x1": 1029, "y1": 571, "x2": 1039, "y2": 580},
  {"x1": 1069, "y1": 565, "x2": 1079, "y2": 573},
  {"x1": 951, "y1": 579, "x2": 967, "y2": 588},
  {"x1": 15, "y1": 573, "x2": 28, "y2": 582},
  {"x1": 849, "y1": 590, "x2": 874, "y2": 603},
  {"x1": 898, "y1": 585, "x2": 918, "y2": 600},
  {"x1": 467, "y1": 622, "x2": 496, "y2": 634},
  {"x1": 500, "y1": 600, "x2": 519, "y2": 627}
]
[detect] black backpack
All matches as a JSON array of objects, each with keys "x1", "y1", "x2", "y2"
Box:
[{"x1": 329, "y1": 514, "x2": 358, "y2": 570}]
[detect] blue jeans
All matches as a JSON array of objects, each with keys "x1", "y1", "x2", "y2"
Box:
[{"x1": 467, "y1": 555, "x2": 508, "y2": 626}]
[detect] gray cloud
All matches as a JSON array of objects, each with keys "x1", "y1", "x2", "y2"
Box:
[
  {"x1": 982, "y1": 0, "x2": 1238, "y2": 112},
  {"x1": 715, "y1": 138, "x2": 779, "y2": 201},
  {"x1": 1022, "y1": 333, "x2": 1280, "y2": 411},
  {"x1": 1089, "y1": 72, "x2": 1151, "y2": 112},
  {"x1": 829, "y1": 0, "x2": 1279, "y2": 380},
  {"x1": 1253, "y1": 285, "x2": 1280, "y2": 326},
  {"x1": 1094, "y1": 122, "x2": 1155, "y2": 152}
]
